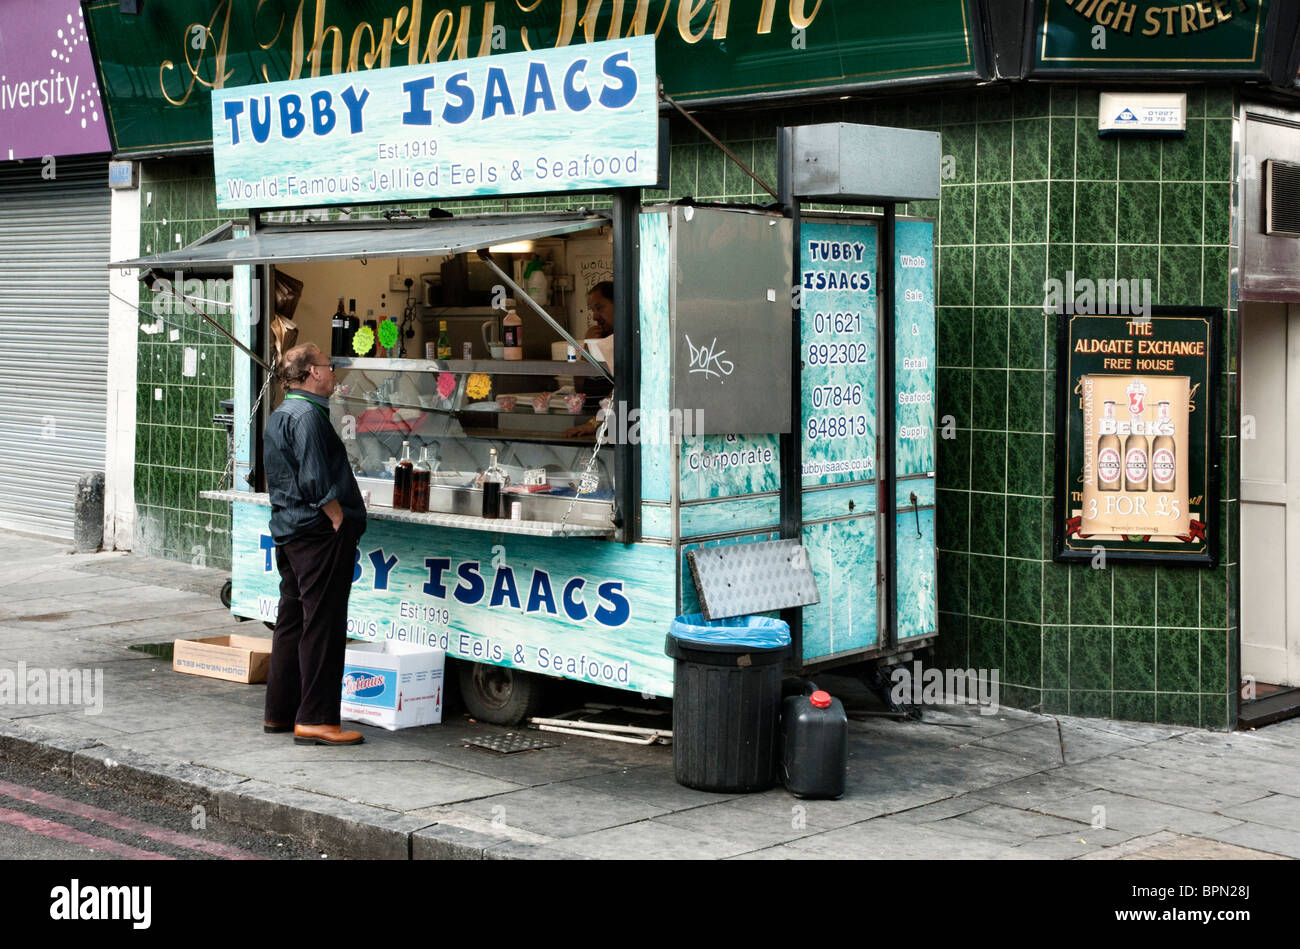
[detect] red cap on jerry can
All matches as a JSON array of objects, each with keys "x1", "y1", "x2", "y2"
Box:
[{"x1": 810, "y1": 690, "x2": 832, "y2": 708}]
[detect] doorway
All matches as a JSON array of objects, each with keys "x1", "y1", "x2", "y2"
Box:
[{"x1": 1239, "y1": 301, "x2": 1300, "y2": 724}]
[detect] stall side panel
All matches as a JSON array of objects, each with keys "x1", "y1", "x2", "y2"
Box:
[
  {"x1": 679, "y1": 434, "x2": 780, "y2": 500},
  {"x1": 894, "y1": 220, "x2": 937, "y2": 642},
  {"x1": 799, "y1": 516, "x2": 879, "y2": 658},
  {"x1": 231, "y1": 506, "x2": 678, "y2": 695},
  {"x1": 799, "y1": 219, "x2": 879, "y2": 663},
  {"x1": 639, "y1": 210, "x2": 673, "y2": 510},
  {"x1": 679, "y1": 531, "x2": 781, "y2": 616}
]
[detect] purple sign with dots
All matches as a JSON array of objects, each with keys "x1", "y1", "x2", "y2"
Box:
[{"x1": 0, "y1": 1, "x2": 110, "y2": 160}]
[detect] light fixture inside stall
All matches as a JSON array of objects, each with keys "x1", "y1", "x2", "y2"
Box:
[{"x1": 486, "y1": 240, "x2": 536, "y2": 254}]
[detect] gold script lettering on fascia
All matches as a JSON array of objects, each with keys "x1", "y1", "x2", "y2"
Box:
[
  {"x1": 349, "y1": 21, "x2": 378, "y2": 72},
  {"x1": 160, "y1": 0, "x2": 235, "y2": 106},
  {"x1": 424, "y1": 9, "x2": 460, "y2": 61},
  {"x1": 374, "y1": 7, "x2": 413, "y2": 69},
  {"x1": 256, "y1": 0, "x2": 288, "y2": 83},
  {"x1": 678, "y1": 0, "x2": 731, "y2": 44},
  {"x1": 307, "y1": 0, "x2": 347, "y2": 77},
  {"x1": 758, "y1": 0, "x2": 824, "y2": 34}
]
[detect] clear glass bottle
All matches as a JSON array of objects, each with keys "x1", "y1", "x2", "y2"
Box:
[
  {"x1": 410, "y1": 446, "x2": 431, "y2": 512},
  {"x1": 481, "y1": 448, "x2": 505, "y2": 519},
  {"x1": 436, "y1": 320, "x2": 451, "y2": 360},
  {"x1": 393, "y1": 440, "x2": 413, "y2": 509}
]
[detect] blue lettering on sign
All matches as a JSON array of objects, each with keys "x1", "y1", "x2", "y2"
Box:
[
  {"x1": 594, "y1": 581, "x2": 631, "y2": 628},
  {"x1": 423, "y1": 557, "x2": 450, "y2": 598},
  {"x1": 454, "y1": 561, "x2": 484, "y2": 605},
  {"x1": 562, "y1": 59, "x2": 591, "y2": 112},
  {"x1": 481, "y1": 66, "x2": 515, "y2": 119},
  {"x1": 488, "y1": 565, "x2": 521, "y2": 609},
  {"x1": 369, "y1": 549, "x2": 398, "y2": 590},
  {"x1": 562, "y1": 577, "x2": 588, "y2": 622},
  {"x1": 339, "y1": 85, "x2": 369, "y2": 133},
  {"x1": 259, "y1": 534, "x2": 275, "y2": 571},
  {"x1": 249, "y1": 96, "x2": 273, "y2": 144},
  {"x1": 353, "y1": 547, "x2": 362, "y2": 583},
  {"x1": 224, "y1": 100, "x2": 246, "y2": 145},
  {"x1": 279, "y1": 93, "x2": 305, "y2": 139},
  {"x1": 522, "y1": 61, "x2": 556, "y2": 116},
  {"x1": 525, "y1": 569, "x2": 556, "y2": 614},
  {"x1": 598, "y1": 51, "x2": 636, "y2": 109},
  {"x1": 401, "y1": 76, "x2": 437, "y2": 126},
  {"x1": 310, "y1": 90, "x2": 336, "y2": 135},
  {"x1": 441, "y1": 72, "x2": 474, "y2": 125}
]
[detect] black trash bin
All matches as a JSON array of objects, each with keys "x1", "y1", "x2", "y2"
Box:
[{"x1": 665, "y1": 613, "x2": 791, "y2": 793}]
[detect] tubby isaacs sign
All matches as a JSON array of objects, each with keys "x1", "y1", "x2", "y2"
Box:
[{"x1": 211, "y1": 35, "x2": 658, "y2": 208}]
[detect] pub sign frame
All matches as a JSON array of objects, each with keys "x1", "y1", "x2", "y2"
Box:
[{"x1": 1053, "y1": 305, "x2": 1222, "y2": 566}]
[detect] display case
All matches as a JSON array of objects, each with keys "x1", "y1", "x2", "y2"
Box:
[{"x1": 330, "y1": 356, "x2": 616, "y2": 531}]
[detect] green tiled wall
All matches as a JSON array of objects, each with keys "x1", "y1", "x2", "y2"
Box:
[{"x1": 134, "y1": 85, "x2": 1238, "y2": 727}]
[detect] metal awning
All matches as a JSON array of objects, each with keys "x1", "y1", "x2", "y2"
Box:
[{"x1": 112, "y1": 212, "x2": 607, "y2": 269}]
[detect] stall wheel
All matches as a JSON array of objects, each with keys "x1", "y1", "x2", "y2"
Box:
[
  {"x1": 219, "y1": 579, "x2": 232, "y2": 609},
  {"x1": 458, "y1": 661, "x2": 547, "y2": 726}
]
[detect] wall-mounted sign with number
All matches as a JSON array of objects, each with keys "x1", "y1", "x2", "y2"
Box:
[{"x1": 1053, "y1": 306, "x2": 1222, "y2": 565}]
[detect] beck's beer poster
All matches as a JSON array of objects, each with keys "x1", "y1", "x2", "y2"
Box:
[{"x1": 1054, "y1": 307, "x2": 1220, "y2": 565}]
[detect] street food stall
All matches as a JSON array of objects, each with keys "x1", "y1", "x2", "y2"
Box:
[{"x1": 116, "y1": 38, "x2": 939, "y2": 724}]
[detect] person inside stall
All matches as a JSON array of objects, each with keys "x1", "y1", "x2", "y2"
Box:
[{"x1": 563, "y1": 281, "x2": 615, "y2": 438}]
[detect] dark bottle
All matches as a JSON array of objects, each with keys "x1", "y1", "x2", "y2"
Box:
[
  {"x1": 392, "y1": 440, "x2": 413, "y2": 509},
  {"x1": 363, "y1": 309, "x2": 378, "y2": 358},
  {"x1": 346, "y1": 298, "x2": 360, "y2": 349},
  {"x1": 481, "y1": 448, "x2": 505, "y2": 519},
  {"x1": 330, "y1": 297, "x2": 346, "y2": 357},
  {"x1": 410, "y1": 446, "x2": 431, "y2": 513}
]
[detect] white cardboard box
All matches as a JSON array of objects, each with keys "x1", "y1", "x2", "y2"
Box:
[{"x1": 340, "y1": 640, "x2": 445, "y2": 730}]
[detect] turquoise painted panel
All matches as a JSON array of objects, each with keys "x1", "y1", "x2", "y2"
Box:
[
  {"x1": 801, "y1": 220, "x2": 878, "y2": 487},
  {"x1": 230, "y1": 503, "x2": 677, "y2": 695},
  {"x1": 212, "y1": 37, "x2": 658, "y2": 209},
  {"x1": 801, "y1": 516, "x2": 879, "y2": 661},
  {"x1": 801, "y1": 482, "x2": 877, "y2": 523},
  {"x1": 895, "y1": 220, "x2": 936, "y2": 477},
  {"x1": 897, "y1": 508, "x2": 937, "y2": 641},
  {"x1": 639, "y1": 210, "x2": 673, "y2": 504},
  {"x1": 680, "y1": 433, "x2": 781, "y2": 501},
  {"x1": 678, "y1": 496, "x2": 781, "y2": 539},
  {"x1": 641, "y1": 504, "x2": 672, "y2": 540},
  {"x1": 232, "y1": 262, "x2": 253, "y2": 488},
  {"x1": 895, "y1": 477, "x2": 936, "y2": 510},
  {"x1": 679, "y1": 531, "x2": 781, "y2": 616}
]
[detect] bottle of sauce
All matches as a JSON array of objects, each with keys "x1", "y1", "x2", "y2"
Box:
[
  {"x1": 393, "y1": 440, "x2": 413, "y2": 509},
  {"x1": 436, "y1": 320, "x2": 452, "y2": 360},
  {"x1": 347, "y1": 299, "x2": 360, "y2": 347},
  {"x1": 502, "y1": 309, "x2": 522, "y2": 360},
  {"x1": 331, "y1": 297, "x2": 346, "y2": 357},
  {"x1": 410, "y1": 446, "x2": 431, "y2": 512},
  {"x1": 363, "y1": 309, "x2": 378, "y2": 358},
  {"x1": 481, "y1": 448, "x2": 505, "y2": 519}
]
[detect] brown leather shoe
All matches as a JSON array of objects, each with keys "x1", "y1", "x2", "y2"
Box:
[
  {"x1": 264, "y1": 721, "x2": 293, "y2": 734},
  {"x1": 294, "y1": 724, "x2": 364, "y2": 746}
]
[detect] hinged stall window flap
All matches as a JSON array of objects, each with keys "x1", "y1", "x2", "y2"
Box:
[{"x1": 111, "y1": 213, "x2": 606, "y2": 269}]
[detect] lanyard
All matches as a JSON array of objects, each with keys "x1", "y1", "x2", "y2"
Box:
[{"x1": 285, "y1": 393, "x2": 329, "y2": 420}]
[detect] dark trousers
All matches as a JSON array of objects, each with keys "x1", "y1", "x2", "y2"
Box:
[{"x1": 265, "y1": 520, "x2": 360, "y2": 726}]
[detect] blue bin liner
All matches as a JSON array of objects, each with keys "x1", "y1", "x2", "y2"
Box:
[{"x1": 668, "y1": 613, "x2": 791, "y2": 650}]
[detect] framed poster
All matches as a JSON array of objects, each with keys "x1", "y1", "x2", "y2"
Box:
[{"x1": 1053, "y1": 306, "x2": 1221, "y2": 566}]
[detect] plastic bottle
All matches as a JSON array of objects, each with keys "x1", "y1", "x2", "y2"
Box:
[
  {"x1": 779, "y1": 689, "x2": 847, "y2": 799},
  {"x1": 502, "y1": 309, "x2": 522, "y2": 360},
  {"x1": 410, "y1": 446, "x2": 431, "y2": 513},
  {"x1": 393, "y1": 440, "x2": 413, "y2": 509}
]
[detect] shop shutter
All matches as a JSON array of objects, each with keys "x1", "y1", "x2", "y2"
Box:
[{"x1": 0, "y1": 157, "x2": 110, "y2": 539}]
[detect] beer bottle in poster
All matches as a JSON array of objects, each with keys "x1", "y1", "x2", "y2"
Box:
[
  {"x1": 393, "y1": 440, "x2": 413, "y2": 509},
  {"x1": 410, "y1": 446, "x2": 431, "y2": 513},
  {"x1": 1151, "y1": 400, "x2": 1176, "y2": 491},
  {"x1": 1097, "y1": 400, "x2": 1121, "y2": 491},
  {"x1": 1124, "y1": 405, "x2": 1149, "y2": 492}
]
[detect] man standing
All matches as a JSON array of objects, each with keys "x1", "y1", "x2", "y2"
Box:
[{"x1": 263, "y1": 342, "x2": 367, "y2": 745}]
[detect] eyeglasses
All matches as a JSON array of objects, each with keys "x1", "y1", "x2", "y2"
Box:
[{"x1": 310, "y1": 362, "x2": 333, "y2": 369}]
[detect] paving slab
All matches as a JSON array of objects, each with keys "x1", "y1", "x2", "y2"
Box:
[
  {"x1": 424, "y1": 783, "x2": 669, "y2": 838},
  {"x1": 1214, "y1": 794, "x2": 1300, "y2": 833},
  {"x1": 1031, "y1": 788, "x2": 1246, "y2": 838},
  {"x1": 776, "y1": 816, "x2": 1022, "y2": 860},
  {"x1": 560, "y1": 818, "x2": 754, "y2": 859}
]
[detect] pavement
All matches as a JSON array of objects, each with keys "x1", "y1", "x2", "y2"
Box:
[{"x1": 0, "y1": 528, "x2": 1297, "y2": 860}]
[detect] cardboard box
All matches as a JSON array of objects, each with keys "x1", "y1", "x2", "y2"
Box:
[
  {"x1": 173, "y1": 634, "x2": 273, "y2": 683},
  {"x1": 341, "y1": 641, "x2": 445, "y2": 730}
]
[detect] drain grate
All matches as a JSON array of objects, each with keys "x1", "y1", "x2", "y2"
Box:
[{"x1": 463, "y1": 731, "x2": 556, "y2": 754}]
